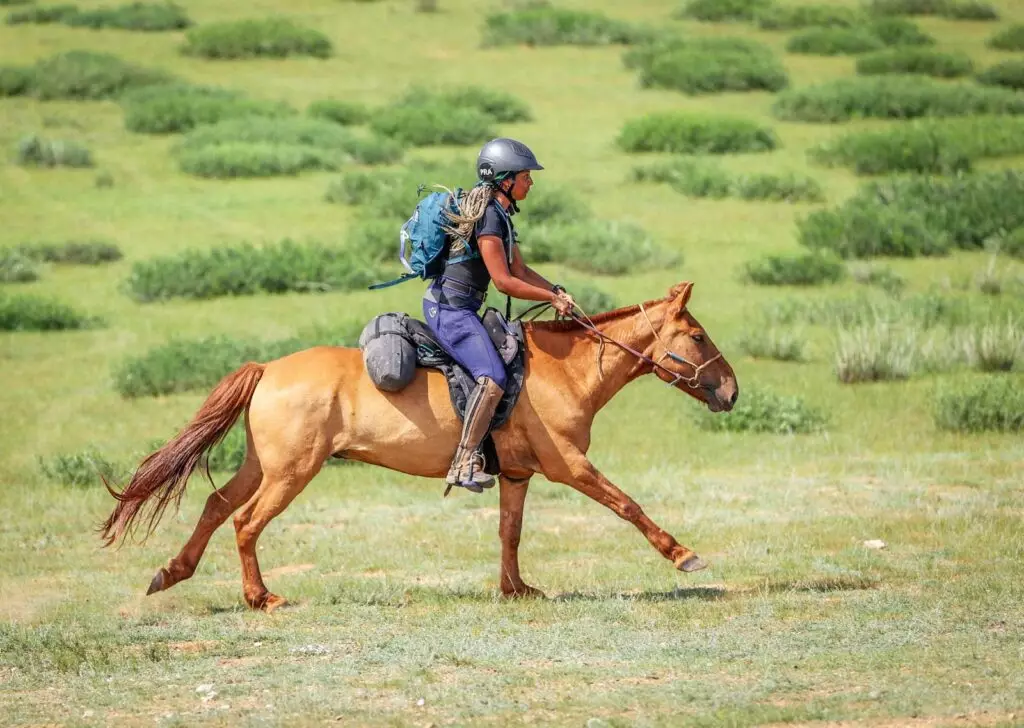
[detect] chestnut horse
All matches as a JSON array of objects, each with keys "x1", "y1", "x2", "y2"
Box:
[{"x1": 101, "y1": 281, "x2": 738, "y2": 610}]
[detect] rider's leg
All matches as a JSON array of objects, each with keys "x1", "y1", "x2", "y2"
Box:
[{"x1": 447, "y1": 375, "x2": 504, "y2": 491}]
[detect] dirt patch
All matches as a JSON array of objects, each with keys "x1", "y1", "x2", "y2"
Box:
[
  {"x1": 764, "y1": 712, "x2": 1017, "y2": 728},
  {"x1": 264, "y1": 563, "x2": 315, "y2": 579},
  {"x1": 169, "y1": 640, "x2": 219, "y2": 654}
]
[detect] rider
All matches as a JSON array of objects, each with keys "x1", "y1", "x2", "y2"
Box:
[{"x1": 424, "y1": 137, "x2": 576, "y2": 493}]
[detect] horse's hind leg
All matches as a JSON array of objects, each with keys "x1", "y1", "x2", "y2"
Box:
[
  {"x1": 147, "y1": 454, "x2": 263, "y2": 596},
  {"x1": 232, "y1": 457, "x2": 324, "y2": 611}
]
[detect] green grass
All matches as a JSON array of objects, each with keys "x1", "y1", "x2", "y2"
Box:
[{"x1": 2, "y1": 0, "x2": 1024, "y2": 724}]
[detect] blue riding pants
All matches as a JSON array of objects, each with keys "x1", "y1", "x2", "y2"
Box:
[{"x1": 423, "y1": 281, "x2": 507, "y2": 390}]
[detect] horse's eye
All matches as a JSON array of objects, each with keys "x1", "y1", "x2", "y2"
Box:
[{"x1": 692, "y1": 333, "x2": 705, "y2": 343}]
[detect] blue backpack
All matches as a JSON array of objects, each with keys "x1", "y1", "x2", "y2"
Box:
[{"x1": 369, "y1": 187, "x2": 478, "y2": 290}]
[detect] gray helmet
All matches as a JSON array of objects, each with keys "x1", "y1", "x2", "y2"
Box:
[{"x1": 476, "y1": 137, "x2": 543, "y2": 184}]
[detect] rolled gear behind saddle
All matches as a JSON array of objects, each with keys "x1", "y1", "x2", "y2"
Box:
[{"x1": 359, "y1": 313, "x2": 417, "y2": 392}]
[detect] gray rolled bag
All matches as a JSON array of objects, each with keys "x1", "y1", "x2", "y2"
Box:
[{"x1": 359, "y1": 313, "x2": 417, "y2": 392}]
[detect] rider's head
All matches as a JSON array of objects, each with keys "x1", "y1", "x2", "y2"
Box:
[{"x1": 476, "y1": 138, "x2": 543, "y2": 207}]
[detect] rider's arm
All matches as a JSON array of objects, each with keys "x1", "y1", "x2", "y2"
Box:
[
  {"x1": 479, "y1": 236, "x2": 558, "y2": 303},
  {"x1": 509, "y1": 245, "x2": 557, "y2": 292}
]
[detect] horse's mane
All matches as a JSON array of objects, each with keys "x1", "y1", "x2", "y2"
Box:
[{"x1": 526, "y1": 296, "x2": 666, "y2": 333}]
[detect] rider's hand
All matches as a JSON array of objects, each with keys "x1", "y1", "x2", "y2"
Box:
[{"x1": 552, "y1": 291, "x2": 575, "y2": 317}]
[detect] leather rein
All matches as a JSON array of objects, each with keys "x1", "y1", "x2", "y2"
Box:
[{"x1": 516, "y1": 301, "x2": 721, "y2": 390}]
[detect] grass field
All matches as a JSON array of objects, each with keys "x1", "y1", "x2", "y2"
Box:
[{"x1": 1, "y1": 0, "x2": 1023, "y2": 725}]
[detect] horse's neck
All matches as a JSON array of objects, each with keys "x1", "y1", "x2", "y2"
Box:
[{"x1": 529, "y1": 304, "x2": 660, "y2": 414}]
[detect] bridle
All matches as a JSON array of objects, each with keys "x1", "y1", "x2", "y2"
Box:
[{"x1": 519, "y1": 301, "x2": 722, "y2": 390}]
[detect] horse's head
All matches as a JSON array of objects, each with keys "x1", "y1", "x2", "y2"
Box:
[{"x1": 648, "y1": 282, "x2": 738, "y2": 413}]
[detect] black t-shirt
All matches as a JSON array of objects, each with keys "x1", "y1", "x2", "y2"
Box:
[{"x1": 443, "y1": 200, "x2": 515, "y2": 291}]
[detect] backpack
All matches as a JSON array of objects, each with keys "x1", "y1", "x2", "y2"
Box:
[{"x1": 369, "y1": 187, "x2": 478, "y2": 290}]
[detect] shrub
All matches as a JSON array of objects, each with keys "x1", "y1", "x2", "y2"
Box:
[
  {"x1": 324, "y1": 160, "x2": 473, "y2": 219},
  {"x1": 866, "y1": 0, "x2": 998, "y2": 19},
  {"x1": 39, "y1": 450, "x2": 127, "y2": 486},
  {"x1": 678, "y1": 0, "x2": 771, "y2": 22},
  {"x1": 424, "y1": 85, "x2": 532, "y2": 123},
  {"x1": 482, "y1": 6, "x2": 645, "y2": 47},
  {"x1": 849, "y1": 263, "x2": 906, "y2": 295},
  {"x1": 633, "y1": 158, "x2": 823, "y2": 202},
  {"x1": 987, "y1": 24, "x2": 1024, "y2": 51},
  {"x1": 0, "y1": 249, "x2": 41, "y2": 283},
  {"x1": 66, "y1": 2, "x2": 191, "y2": 31},
  {"x1": 181, "y1": 17, "x2": 332, "y2": 59},
  {"x1": 773, "y1": 75, "x2": 1024, "y2": 123},
  {"x1": 810, "y1": 116, "x2": 1024, "y2": 175},
  {"x1": 179, "y1": 143, "x2": 343, "y2": 178},
  {"x1": 755, "y1": 5, "x2": 863, "y2": 29},
  {"x1": 1002, "y1": 228, "x2": 1024, "y2": 260},
  {"x1": 6, "y1": 3, "x2": 78, "y2": 24},
  {"x1": 800, "y1": 171, "x2": 1024, "y2": 258},
  {"x1": 943, "y1": 1, "x2": 998, "y2": 19},
  {"x1": 523, "y1": 220, "x2": 674, "y2": 276},
  {"x1": 626, "y1": 35, "x2": 789, "y2": 94},
  {"x1": 0, "y1": 65, "x2": 33, "y2": 96},
  {"x1": 16, "y1": 50, "x2": 173, "y2": 100},
  {"x1": 114, "y1": 324, "x2": 361, "y2": 398},
  {"x1": 370, "y1": 100, "x2": 495, "y2": 146},
  {"x1": 976, "y1": 60, "x2": 1024, "y2": 91},
  {"x1": 697, "y1": 388, "x2": 826, "y2": 434},
  {"x1": 308, "y1": 99, "x2": 369, "y2": 126},
  {"x1": 618, "y1": 113, "x2": 777, "y2": 154},
  {"x1": 786, "y1": 28, "x2": 884, "y2": 55},
  {"x1": 0, "y1": 0, "x2": 36, "y2": 5},
  {"x1": 856, "y1": 48, "x2": 973, "y2": 78},
  {"x1": 737, "y1": 326, "x2": 808, "y2": 362},
  {"x1": 122, "y1": 84, "x2": 293, "y2": 134},
  {"x1": 958, "y1": 317, "x2": 1023, "y2": 372},
  {"x1": 743, "y1": 252, "x2": 846, "y2": 286},
  {"x1": 17, "y1": 240, "x2": 122, "y2": 264},
  {"x1": 834, "y1": 322, "x2": 918, "y2": 382},
  {"x1": 868, "y1": 17, "x2": 934, "y2": 46},
  {"x1": 934, "y1": 376, "x2": 1024, "y2": 432},
  {"x1": 0, "y1": 293, "x2": 99, "y2": 330},
  {"x1": 125, "y1": 240, "x2": 382, "y2": 302},
  {"x1": 16, "y1": 134, "x2": 93, "y2": 167}
]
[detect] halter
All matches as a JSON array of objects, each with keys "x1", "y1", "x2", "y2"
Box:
[{"x1": 526, "y1": 301, "x2": 721, "y2": 390}]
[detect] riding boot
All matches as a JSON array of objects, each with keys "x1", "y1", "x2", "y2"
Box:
[{"x1": 445, "y1": 376, "x2": 504, "y2": 493}]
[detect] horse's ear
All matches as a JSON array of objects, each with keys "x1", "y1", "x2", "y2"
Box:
[{"x1": 667, "y1": 282, "x2": 694, "y2": 317}]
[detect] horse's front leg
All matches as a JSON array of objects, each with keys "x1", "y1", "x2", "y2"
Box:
[
  {"x1": 498, "y1": 475, "x2": 544, "y2": 598},
  {"x1": 551, "y1": 450, "x2": 708, "y2": 573}
]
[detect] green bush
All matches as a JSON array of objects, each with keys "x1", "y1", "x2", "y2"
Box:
[
  {"x1": 181, "y1": 17, "x2": 332, "y2": 59},
  {"x1": 934, "y1": 376, "x2": 1024, "y2": 432},
  {"x1": 976, "y1": 60, "x2": 1024, "y2": 91},
  {"x1": 125, "y1": 240, "x2": 382, "y2": 302},
  {"x1": 3, "y1": 50, "x2": 173, "y2": 100},
  {"x1": 755, "y1": 4, "x2": 863, "y2": 29},
  {"x1": 17, "y1": 240, "x2": 122, "y2": 264},
  {"x1": 66, "y1": 2, "x2": 191, "y2": 31},
  {"x1": 177, "y1": 117, "x2": 402, "y2": 177},
  {"x1": 482, "y1": 6, "x2": 645, "y2": 47},
  {"x1": 308, "y1": 99, "x2": 370, "y2": 126},
  {"x1": 39, "y1": 450, "x2": 127, "y2": 486},
  {"x1": 987, "y1": 24, "x2": 1024, "y2": 51},
  {"x1": 122, "y1": 84, "x2": 293, "y2": 134},
  {"x1": 849, "y1": 263, "x2": 906, "y2": 295},
  {"x1": 625, "y1": 35, "x2": 789, "y2": 95},
  {"x1": 421, "y1": 85, "x2": 532, "y2": 123},
  {"x1": 868, "y1": 17, "x2": 934, "y2": 45},
  {"x1": 799, "y1": 171, "x2": 1024, "y2": 258},
  {"x1": 786, "y1": 27, "x2": 884, "y2": 55},
  {"x1": 856, "y1": 48, "x2": 973, "y2": 77},
  {"x1": 958, "y1": 318, "x2": 1023, "y2": 372},
  {"x1": 0, "y1": 0, "x2": 36, "y2": 5},
  {"x1": 523, "y1": 220, "x2": 674, "y2": 276},
  {"x1": 370, "y1": 100, "x2": 495, "y2": 146},
  {"x1": 773, "y1": 75, "x2": 1024, "y2": 122},
  {"x1": 324, "y1": 160, "x2": 473, "y2": 220},
  {"x1": 834, "y1": 322, "x2": 919, "y2": 382},
  {"x1": 16, "y1": 134, "x2": 93, "y2": 167},
  {"x1": 678, "y1": 0, "x2": 771, "y2": 22},
  {"x1": 633, "y1": 158, "x2": 823, "y2": 202},
  {"x1": 0, "y1": 293, "x2": 99, "y2": 330},
  {"x1": 810, "y1": 116, "x2": 1024, "y2": 175},
  {"x1": 0, "y1": 249, "x2": 41, "y2": 283},
  {"x1": 866, "y1": 0, "x2": 998, "y2": 19},
  {"x1": 6, "y1": 3, "x2": 78, "y2": 24},
  {"x1": 743, "y1": 252, "x2": 846, "y2": 286},
  {"x1": 618, "y1": 113, "x2": 777, "y2": 154},
  {"x1": 697, "y1": 388, "x2": 826, "y2": 434},
  {"x1": 737, "y1": 326, "x2": 808, "y2": 362},
  {"x1": 520, "y1": 185, "x2": 589, "y2": 226},
  {"x1": 943, "y1": 1, "x2": 999, "y2": 19},
  {"x1": 114, "y1": 324, "x2": 361, "y2": 398},
  {"x1": 1002, "y1": 228, "x2": 1024, "y2": 260}
]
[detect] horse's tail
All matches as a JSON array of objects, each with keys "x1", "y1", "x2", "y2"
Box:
[{"x1": 99, "y1": 362, "x2": 265, "y2": 548}]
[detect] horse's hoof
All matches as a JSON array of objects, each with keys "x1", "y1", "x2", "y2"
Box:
[
  {"x1": 676, "y1": 554, "x2": 709, "y2": 573},
  {"x1": 262, "y1": 594, "x2": 288, "y2": 613},
  {"x1": 146, "y1": 568, "x2": 169, "y2": 595},
  {"x1": 501, "y1": 584, "x2": 545, "y2": 600}
]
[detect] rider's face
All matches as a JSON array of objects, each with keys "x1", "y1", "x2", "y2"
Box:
[{"x1": 507, "y1": 171, "x2": 533, "y2": 201}]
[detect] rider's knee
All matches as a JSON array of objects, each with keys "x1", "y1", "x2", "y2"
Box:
[{"x1": 478, "y1": 371, "x2": 506, "y2": 392}]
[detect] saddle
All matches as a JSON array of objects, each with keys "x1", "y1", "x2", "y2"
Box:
[{"x1": 359, "y1": 308, "x2": 526, "y2": 475}]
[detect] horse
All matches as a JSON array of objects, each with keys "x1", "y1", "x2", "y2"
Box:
[{"x1": 100, "y1": 281, "x2": 738, "y2": 611}]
